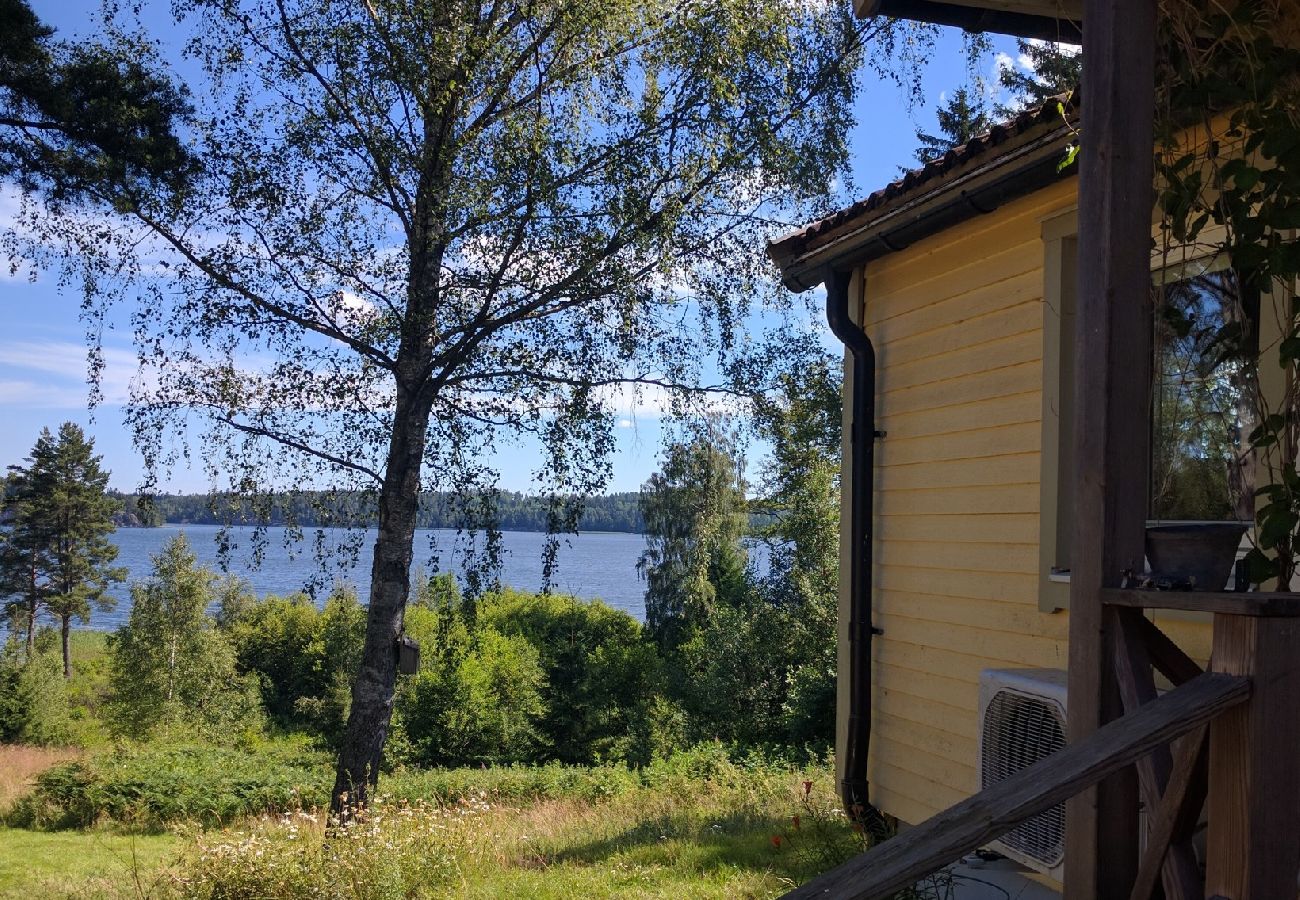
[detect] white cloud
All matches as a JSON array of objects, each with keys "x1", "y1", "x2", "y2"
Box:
[
  {"x1": 0, "y1": 339, "x2": 137, "y2": 407},
  {"x1": 0, "y1": 380, "x2": 94, "y2": 408},
  {"x1": 334, "y1": 290, "x2": 378, "y2": 318}
]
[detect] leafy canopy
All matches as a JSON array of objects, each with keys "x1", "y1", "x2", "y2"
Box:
[
  {"x1": 995, "y1": 38, "x2": 1080, "y2": 117},
  {"x1": 6, "y1": 0, "x2": 906, "y2": 539},
  {"x1": 0, "y1": 0, "x2": 192, "y2": 204}
]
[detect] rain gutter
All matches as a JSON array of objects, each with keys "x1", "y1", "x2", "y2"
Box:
[{"x1": 825, "y1": 268, "x2": 884, "y2": 828}]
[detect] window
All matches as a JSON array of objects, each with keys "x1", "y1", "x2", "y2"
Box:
[
  {"x1": 1038, "y1": 216, "x2": 1258, "y2": 612},
  {"x1": 1151, "y1": 258, "x2": 1256, "y2": 524}
]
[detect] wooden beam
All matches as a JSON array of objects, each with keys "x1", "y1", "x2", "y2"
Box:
[
  {"x1": 1112, "y1": 609, "x2": 1202, "y2": 900},
  {"x1": 1102, "y1": 588, "x2": 1300, "y2": 618},
  {"x1": 782, "y1": 673, "x2": 1248, "y2": 900},
  {"x1": 859, "y1": 0, "x2": 1083, "y2": 41},
  {"x1": 1205, "y1": 615, "x2": 1300, "y2": 898},
  {"x1": 1122, "y1": 613, "x2": 1203, "y2": 687},
  {"x1": 1130, "y1": 726, "x2": 1209, "y2": 900},
  {"x1": 1065, "y1": 1, "x2": 1157, "y2": 896}
]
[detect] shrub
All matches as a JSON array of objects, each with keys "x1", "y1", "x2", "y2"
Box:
[
  {"x1": 222, "y1": 592, "x2": 323, "y2": 723},
  {"x1": 9, "y1": 741, "x2": 331, "y2": 829},
  {"x1": 386, "y1": 760, "x2": 641, "y2": 806},
  {"x1": 108, "y1": 536, "x2": 265, "y2": 738},
  {"x1": 220, "y1": 585, "x2": 366, "y2": 747},
  {"x1": 0, "y1": 639, "x2": 74, "y2": 745},
  {"x1": 479, "y1": 588, "x2": 667, "y2": 765},
  {"x1": 399, "y1": 621, "x2": 547, "y2": 767}
]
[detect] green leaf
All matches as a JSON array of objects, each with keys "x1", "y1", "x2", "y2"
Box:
[
  {"x1": 1259, "y1": 510, "x2": 1298, "y2": 550},
  {"x1": 1235, "y1": 167, "x2": 1262, "y2": 191},
  {"x1": 1243, "y1": 547, "x2": 1279, "y2": 584},
  {"x1": 1057, "y1": 143, "x2": 1080, "y2": 173},
  {"x1": 1279, "y1": 336, "x2": 1300, "y2": 363}
]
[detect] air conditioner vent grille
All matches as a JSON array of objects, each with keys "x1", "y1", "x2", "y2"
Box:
[{"x1": 980, "y1": 688, "x2": 1067, "y2": 867}]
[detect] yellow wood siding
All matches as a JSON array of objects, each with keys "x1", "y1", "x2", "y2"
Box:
[
  {"x1": 850, "y1": 171, "x2": 1228, "y2": 833},
  {"x1": 859, "y1": 178, "x2": 1078, "y2": 824}
]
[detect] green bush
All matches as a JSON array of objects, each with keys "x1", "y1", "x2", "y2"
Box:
[
  {"x1": 0, "y1": 639, "x2": 73, "y2": 745},
  {"x1": 5, "y1": 736, "x2": 793, "y2": 832},
  {"x1": 9, "y1": 741, "x2": 331, "y2": 829},
  {"x1": 479, "y1": 588, "x2": 668, "y2": 765},
  {"x1": 398, "y1": 609, "x2": 548, "y2": 767},
  {"x1": 386, "y1": 760, "x2": 641, "y2": 806},
  {"x1": 108, "y1": 536, "x2": 266, "y2": 739},
  {"x1": 220, "y1": 586, "x2": 366, "y2": 746}
]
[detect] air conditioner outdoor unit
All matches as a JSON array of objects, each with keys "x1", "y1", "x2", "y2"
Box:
[{"x1": 978, "y1": 668, "x2": 1069, "y2": 881}]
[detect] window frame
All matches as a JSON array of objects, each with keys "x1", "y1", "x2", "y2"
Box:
[
  {"x1": 1039, "y1": 216, "x2": 1280, "y2": 610},
  {"x1": 1039, "y1": 209, "x2": 1077, "y2": 613}
]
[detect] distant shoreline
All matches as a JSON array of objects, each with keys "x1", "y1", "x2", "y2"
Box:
[
  {"x1": 114, "y1": 520, "x2": 645, "y2": 535},
  {"x1": 109, "y1": 489, "x2": 647, "y2": 534}
]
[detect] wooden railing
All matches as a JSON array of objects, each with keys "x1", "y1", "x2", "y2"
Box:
[
  {"x1": 783, "y1": 671, "x2": 1248, "y2": 900},
  {"x1": 784, "y1": 596, "x2": 1300, "y2": 900}
]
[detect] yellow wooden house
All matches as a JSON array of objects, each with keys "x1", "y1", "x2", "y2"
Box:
[
  {"x1": 770, "y1": 3, "x2": 1300, "y2": 899},
  {"x1": 769, "y1": 92, "x2": 1092, "y2": 871},
  {"x1": 769, "y1": 89, "x2": 1272, "y2": 890}
]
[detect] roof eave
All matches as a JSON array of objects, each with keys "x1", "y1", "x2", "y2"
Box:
[
  {"x1": 769, "y1": 124, "x2": 1077, "y2": 292},
  {"x1": 860, "y1": 0, "x2": 1082, "y2": 42}
]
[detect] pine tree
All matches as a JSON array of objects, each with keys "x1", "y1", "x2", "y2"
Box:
[
  {"x1": 996, "y1": 39, "x2": 1081, "y2": 116},
  {"x1": 914, "y1": 87, "x2": 991, "y2": 164},
  {"x1": 1, "y1": 423, "x2": 125, "y2": 674},
  {"x1": 0, "y1": 469, "x2": 51, "y2": 656}
]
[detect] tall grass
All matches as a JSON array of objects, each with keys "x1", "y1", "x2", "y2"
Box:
[
  {"x1": 9, "y1": 739, "x2": 799, "y2": 831},
  {"x1": 170, "y1": 759, "x2": 838, "y2": 899},
  {"x1": 0, "y1": 743, "x2": 969, "y2": 899},
  {"x1": 0, "y1": 745, "x2": 81, "y2": 812}
]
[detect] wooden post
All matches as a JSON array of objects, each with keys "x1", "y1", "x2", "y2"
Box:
[
  {"x1": 1066, "y1": 0, "x2": 1157, "y2": 896},
  {"x1": 1205, "y1": 614, "x2": 1300, "y2": 899}
]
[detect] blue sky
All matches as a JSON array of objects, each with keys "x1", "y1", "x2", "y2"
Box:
[{"x1": 0, "y1": 4, "x2": 1023, "y2": 494}]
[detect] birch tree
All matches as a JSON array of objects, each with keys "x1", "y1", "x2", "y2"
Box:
[
  {"x1": 6, "y1": 0, "x2": 916, "y2": 814},
  {"x1": 108, "y1": 534, "x2": 256, "y2": 735}
]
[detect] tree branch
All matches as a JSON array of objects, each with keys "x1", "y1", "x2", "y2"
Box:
[{"x1": 216, "y1": 414, "x2": 383, "y2": 484}]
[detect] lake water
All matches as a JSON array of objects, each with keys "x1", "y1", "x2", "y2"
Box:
[{"x1": 93, "y1": 525, "x2": 649, "y2": 630}]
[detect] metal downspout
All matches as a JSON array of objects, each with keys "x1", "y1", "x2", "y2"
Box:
[{"x1": 825, "y1": 268, "x2": 884, "y2": 831}]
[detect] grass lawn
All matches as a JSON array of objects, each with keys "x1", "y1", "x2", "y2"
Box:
[
  {"x1": 443, "y1": 793, "x2": 822, "y2": 898},
  {"x1": 0, "y1": 828, "x2": 181, "y2": 899},
  {"x1": 0, "y1": 787, "x2": 849, "y2": 899}
]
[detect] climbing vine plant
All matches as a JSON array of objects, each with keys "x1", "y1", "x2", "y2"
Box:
[{"x1": 1154, "y1": 0, "x2": 1300, "y2": 586}]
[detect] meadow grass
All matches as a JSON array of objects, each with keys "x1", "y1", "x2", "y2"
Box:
[
  {"x1": 0, "y1": 740, "x2": 857, "y2": 898},
  {"x1": 0, "y1": 827, "x2": 181, "y2": 899},
  {"x1": 171, "y1": 766, "x2": 838, "y2": 899}
]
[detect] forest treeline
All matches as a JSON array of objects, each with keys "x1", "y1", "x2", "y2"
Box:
[{"x1": 109, "y1": 490, "x2": 647, "y2": 534}]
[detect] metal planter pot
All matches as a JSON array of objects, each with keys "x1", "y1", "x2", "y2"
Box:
[{"x1": 1145, "y1": 522, "x2": 1250, "y2": 591}]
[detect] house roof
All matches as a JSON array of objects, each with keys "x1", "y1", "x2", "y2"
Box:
[{"x1": 767, "y1": 91, "x2": 1079, "y2": 291}]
